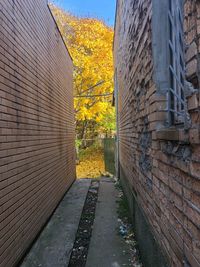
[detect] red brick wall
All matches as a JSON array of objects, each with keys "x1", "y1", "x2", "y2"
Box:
[
  {"x1": 185, "y1": 0, "x2": 200, "y2": 87},
  {"x1": 114, "y1": 0, "x2": 200, "y2": 266},
  {"x1": 0, "y1": 1, "x2": 76, "y2": 266}
]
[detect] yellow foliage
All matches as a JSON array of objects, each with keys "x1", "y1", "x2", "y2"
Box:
[
  {"x1": 50, "y1": 5, "x2": 115, "y2": 131},
  {"x1": 76, "y1": 147, "x2": 105, "y2": 178}
]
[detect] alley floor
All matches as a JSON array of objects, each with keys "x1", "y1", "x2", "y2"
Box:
[{"x1": 20, "y1": 178, "x2": 133, "y2": 267}]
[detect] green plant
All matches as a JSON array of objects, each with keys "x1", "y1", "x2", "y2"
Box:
[{"x1": 75, "y1": 139, "x2": 82, "y2": 151}]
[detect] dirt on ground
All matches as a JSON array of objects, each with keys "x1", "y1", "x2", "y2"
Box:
[
  {"x1": 68, "y1": 180, "x2": 100, "y2": 267},
  {"x1": 68, "y1": 178, "x2": 142, "y2": 267}
]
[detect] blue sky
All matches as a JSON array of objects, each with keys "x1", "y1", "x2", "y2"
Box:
[{"x1": 52, "y1": 0, "x2": 116, "y2": 27}]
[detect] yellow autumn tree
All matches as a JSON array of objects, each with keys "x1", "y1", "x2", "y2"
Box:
[{"x1": 50, "y1": 5, "x2": 115, "y2": 139}]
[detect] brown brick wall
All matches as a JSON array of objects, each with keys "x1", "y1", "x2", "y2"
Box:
[
  {"x1": 185, "y1": 0, "x2": 200, "y2": 86},
  {"x1": 114, "y1": 0, "x2": 200, "y2": 266},
  {"x1": 0, "y1": 1, "x2": 76, "y2": 266}
]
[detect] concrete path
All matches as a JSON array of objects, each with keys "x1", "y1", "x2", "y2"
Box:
[
  {"x1": 86, "y1": 177, "x2": 132, "y2": 267},
  {"x1": 20, "y1": 179, "x2": 91, "y2": 267},
  {"x1": 20, "y1": 178, "x2": 132, "y2": 267}
]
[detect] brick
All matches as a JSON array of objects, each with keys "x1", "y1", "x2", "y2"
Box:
[
  {"x1": 0, "y1": 1, "x2": 76, "y2": 266},
  {"x1": 186, "y1": 41, "x2": 197, "y2": 62},
  {"x1": 186, "y1": 58, "x2": 197, "y2": 78},
  {"x1": 190, "y1": 161, "x2": 200, "y2": 179},
  {"x1": 188, "y1": 93, "x2": 199, "y2": 111},
  {"x1": 189, "y1": 128, "x2": 200, "y2": 144},
  {"x1": 115, "y1": 0, "x2": 200, "y2": 266}
]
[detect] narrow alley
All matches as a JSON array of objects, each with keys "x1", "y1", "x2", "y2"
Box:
[
  {"x1": 1, "y1": 0, "x2": 200, "y2": 267},
  {"x1": 20, "y1": 178, "x2": 137, "y2": 267}
]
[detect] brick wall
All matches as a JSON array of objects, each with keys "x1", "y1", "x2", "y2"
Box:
[
  {"x1": 0, "y1": 1, "x2": 76, "y2": 266},
  {"x1": 185, "y1": 0, "x2": 200, "y2": 87},
  {"x1": 114, "y1": 0, "x2": 200, "y2": 266}
]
